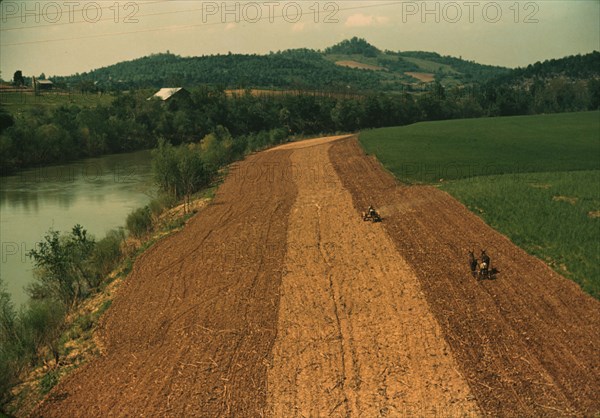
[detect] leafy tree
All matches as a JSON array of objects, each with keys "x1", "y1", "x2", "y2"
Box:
[
  {"x1": 325, "y1": 37, "x2": 381, "y2": 57},
  {"x1": 13, "y1": 70, "x2": 24, "y2": 86},
  {"x1": 27, "y1": 225, "x2": 96, "y2": 307},
  {"x1": 152, "y1": 138, "x2": 180, "y2": 198},
  {"x1": 0, "y1": 106, "x2": 14, "y2": 134},
  {"x1": 0, "y1": 280, "x2": 64, "y2": 402},
  {"x1": 589, "y1": 79, "x2": 600, "y2": 110},
  {"x1": 177, "y1": 145, "x2": 211, "y2": 212},
  {"x1": 201, "y1": 126, "x2": 234, "y2": 169}
]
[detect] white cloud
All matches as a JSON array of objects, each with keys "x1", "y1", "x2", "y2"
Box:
[
  {"x1": 345, "y1": 13, "x2": 389, "y2": 27},
  {"x1": 292, "y1": 22, "x2": 306, "y2": 32}
]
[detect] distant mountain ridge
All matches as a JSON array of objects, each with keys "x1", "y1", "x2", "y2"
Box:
[{"x1": 50, "y1": 38, "x2": 598, "y2": 93}]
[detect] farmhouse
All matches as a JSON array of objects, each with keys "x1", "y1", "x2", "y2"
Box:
[
  {"x1": 33, "y1": 78, "x2": 53, "y2": 91},
  {"x1": 148, "y1": 87, "x2": 189, "y2": 102}
]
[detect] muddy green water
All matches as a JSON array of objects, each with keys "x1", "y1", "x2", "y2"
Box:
[{"x1": 0, "y1": 150, "x2": 155, "y2": 306}]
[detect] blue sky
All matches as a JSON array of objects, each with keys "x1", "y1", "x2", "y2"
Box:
[{"x1": 1, "y1": 1, "x2": 599, "y2": 78}]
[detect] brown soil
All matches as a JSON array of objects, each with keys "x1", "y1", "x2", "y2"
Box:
[
  {"x1": 267, "y1": 137, "x2": 479, "y2": 416},
  {"x1": 33, "y1": 147, "x2": 298, "y2": 417},
  {"x1": 552, "y1": 195, "x2": 578, "y2": 205},
  {"x1": 225, "y1": 89, "x2": 363, "y2": 100},
  {"x1": 329, "y1": 137, "x2": 600, "y2": 417},
  {"x1": 335, "y1": 60, "x2": 385, "y2": 71},
  {"x1": 588, "y1": 210, "x2": 600, "y2": 219},
  {"x1": 32, "y1": 135, "x2": 600, "y2": 417},
  {"x1": 405, "y1": 72, "x2": 435, "y2": 83}
]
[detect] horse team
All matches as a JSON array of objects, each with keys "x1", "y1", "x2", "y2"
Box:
[{"x1": 469, "y1": 249, "x2": 492, "y2": 280}]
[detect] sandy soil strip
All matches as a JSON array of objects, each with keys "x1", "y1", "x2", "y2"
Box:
[
  {"x1": 335, "y1": 60, "x2": 386, "y2": 71},
  {"x1": 405, "y1": 72, "x2": 435, "y2": 82},
  {"x1": 267, "y1": 137, "x2": 480, "y2": 417}
]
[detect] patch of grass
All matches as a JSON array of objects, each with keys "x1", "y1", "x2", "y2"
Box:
[
  {"x1": 96, "y1": 300, "x2": 112, "y2": 317},
  {"x1": 39, "y1": 370, "x2": 60, "y2": 395},
  {"x1": 360, "y1": 111, "x2": 600, "y2": 184},
  {"x1": 442, "y1": 170, "x2": 600, "y2": 298},
  {"x1": 399, "y1": 56, "x2": 458, "y2": 74},
  {"x1": 118, "y1": 257, "x2": 134, "y2": 278},
  {"x1": 74, "y1": 313, "x2": 95, "y2": 333}
]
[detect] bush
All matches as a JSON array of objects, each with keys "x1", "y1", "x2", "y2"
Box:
[
  {"x1": 149, "y1": 194, "x2": 178, "y2": 218},
  {"x1": 19, "y1": 301, "x2": 66, "y2": 366},
  {"x1": 126, "y1": 206, "x2": 153, "y2": 238},
  {"x1": 89, "y1": 228, "x2": 125, "y2": 283},
  {"x1": 0, "y1": 279, "x2": 22, "y2": 404}
]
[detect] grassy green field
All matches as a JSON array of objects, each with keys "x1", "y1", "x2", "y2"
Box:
[
  {"x1": 0, "y1": 91, "x2": 114, "y2": 116},
  {"x1": 360, "y1": 111, "x2": 600, "y2": 298},
  {"x1": 443, "y1": 171, "x2": 600, "y2": 297},
  {"x1": 360, "y1": 111, "x2": 600, "y2": 184}
]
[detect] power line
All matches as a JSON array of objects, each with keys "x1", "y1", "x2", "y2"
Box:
[
  {"x1": 1, "y1": 2, "x2": 403, "y2": 47},
  {"x1": 1, "y1": 5, "x2": 207, "y2": 32},
  {"x1": 0, "y1": 0, "x2": 167, "y2": 22}
]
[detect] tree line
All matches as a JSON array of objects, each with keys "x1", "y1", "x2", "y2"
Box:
[{"x1": 2, "y1": 74, "x2": 599, "y2": 175}]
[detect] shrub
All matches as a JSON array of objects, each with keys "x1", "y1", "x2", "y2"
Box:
[
  {"x1": 148, "y1": 198, "x2": 165, "y2": 219},
  {"x1": 126, "y1": 206, "x2": 153, "y2": 238},
  {"x1": 19, "y1": 301, "x2": 66, "y2": 366},
  {"x1": 89, "y1": 228, "x2": 125, "y2": 283},
  {"x1": 0, "y1": 279, "x2": 22, "y2": 404}
]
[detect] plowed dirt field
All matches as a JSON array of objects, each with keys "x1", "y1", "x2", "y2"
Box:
[{"x1": 33, "y1": 135, "x2": 600, "y2": 417}]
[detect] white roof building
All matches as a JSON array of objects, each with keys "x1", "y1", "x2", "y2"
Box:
[{"x1": 148, "y1": 87, "x2": 187, "y2": 101}]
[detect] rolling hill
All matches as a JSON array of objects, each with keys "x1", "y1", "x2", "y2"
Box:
[{"x1": 50, "y1": 38, "x2": 510, "y2": 92}]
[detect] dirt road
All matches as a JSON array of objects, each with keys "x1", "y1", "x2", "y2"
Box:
[{"x1": 34, "y1": 135, "x2": 599, "y2": 417}]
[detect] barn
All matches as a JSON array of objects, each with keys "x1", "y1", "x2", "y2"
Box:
[{"x1": 148, "y1": 87, "x2": 190, "y2": 102}]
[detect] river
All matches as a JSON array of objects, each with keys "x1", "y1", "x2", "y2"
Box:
[{"x1": 0, "y1": 150, "x2": 155, "y2": 307}]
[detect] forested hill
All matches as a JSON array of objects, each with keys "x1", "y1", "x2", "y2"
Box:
[
  {"x1": 54, "y1": 49, "x2": 387, "y2": 92},
  {"x1": 48, "y1": 38, "x2": 599, "y2": 93},
  {"x1": 490, "y1": 51, "x2": 600, "y2": 85},
  {"x1": 51, "y1": 38, "x2": 510, "y2": 92}
]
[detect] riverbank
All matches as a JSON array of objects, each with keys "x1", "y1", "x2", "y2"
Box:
[
  {"x1": 0, "y1": 130, "x2": 332, "y2": 416},
  {"x1": 0, "y1": 149, "x2": 155, "y2": 307},
  {"x1": 2, "y1": 189, "x2": 215, "y2": 417}
]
